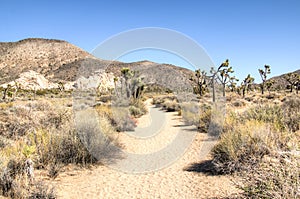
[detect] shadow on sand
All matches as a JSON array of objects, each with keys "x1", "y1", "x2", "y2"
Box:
[{"x1": 183, "y1": 160, "x2": 220, "y2": 176}]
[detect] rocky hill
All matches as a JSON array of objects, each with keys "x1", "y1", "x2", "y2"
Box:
[
  {"x1": 0, "y1": 38, "x2": 95, "y2": 84},
  {"x1": 0, "y1": 38, "x2": 194, "y2": 91},
  {"x1": 268, "y1": 69, "x2": 300, "y2": 90}
]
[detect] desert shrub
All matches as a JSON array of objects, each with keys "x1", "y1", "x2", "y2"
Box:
[
  {"x1": 113, "y1": 108, "x2": 136, "y2": 131},
  {"x1": 241, "y1": 104, "x2": 285, "y2": 130},
  {"x1": 181, "y1": 102, "x2": 200, "y2": 126},
  {"x1": 241, "y1": 98, "x2": 300, "y2": 132},
  {"x1": 0, "y1": 168, "x2": 14, "y2": 197},
  {"x1": 239, "y1": 154, "x2": 300, "y2": 199},
  {"x1": 181, "y1": 102, "x2": 212, "y2": 132},
  {"x1": 211, "y1": 121, "x2": 273, "y2": 174},
  {"x1": 25, "y1": 100, "x2": 52, "y2": 111},
  {"x1": 281, "y1": 96, "x2": 300, "y2": 132},
  {"x1": 129, "y1": 106, "x2": 143, "y2": 117},
  {"x1": 0, "y1": 138, "x2": 5, "y2": 149},
  {"x1": 0, "y1": 101, "x2": 70, "y2": 139},
  {"x1": 96, "y1": 105, "x2": 136, "y2": 132},
  {"x1": 0, "y1": 167, "x2": 56, "y2": 199},
  {"x1": 265, "y1": 93, "x2": 281, "y2": 100},
  {"x1": 152, "y1": 96, "x2": 164, "y2": 106},
  {"x1": 152, "y1": 95, "x2": 176, "y2": 107},
  {"x1": 0, "y1": 105, "x2": 35, "y2": 138},
  {"x1": 129, "y1": 100, "x2": 147, "y2": 117},
  {"x1": 39, "y1": 109, "x2": 70, "y2": 130},
  {"x1": 26, "y1": 129, "x2": 93, "y2": 166},
  {"x1": 47, "y1": 163, "x2": 61, "y2": 179},
  {"x1": 162, "y1": 99, "x2": 180, "y2": 112},
  {"x1": 231, "y1": 100, "x2": 246, "y2": 107},
  {"x1": 29, "y1": 181, "x2": 56, "y2": 199},
  {"x1": 244, "y1": 96, "x2": 253, "y2": 102},
  {"x1": 98, "y1": 95, "x2": 111, "y2": 103},
  {"x1": 35, "y1": 89, "x2": 48, "y2": 96},
  {"x1": 75, "y1": 110, "x2": 120, "y2": 161},
  {"x1": 211, "y1": 99, "x2": 300, "y2": 174},
  {"x1": 0, "y1": 156, "x2": 33, "y2": 198}
]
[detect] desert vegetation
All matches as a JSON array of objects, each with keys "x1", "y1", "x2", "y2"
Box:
[
  {"x1": 0, "y1": 45, "x2": 299, "y2": 199},
  {"x1": 150, "y1": 60, "x2": 300, "y2": 198}
]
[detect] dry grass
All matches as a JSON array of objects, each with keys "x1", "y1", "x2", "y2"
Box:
[
  {"x1": 210, "y1": 95, "x2": 300, "y2": 198},
  {"x1": 0, "y1": 99, "x2": 121, "y2": 198},
  {"x1": 239, "y1": 153, "x2": 300, "y2": 199}
]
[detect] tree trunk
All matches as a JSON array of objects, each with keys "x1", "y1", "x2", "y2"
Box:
[
  {"x1": 222, "y1": 84, "x2": 226, "y2": 97},
  {"x1": 2, "y1": 87, "x2": 8, "y2": 100},
  {"x1": 212, "y1": 77, "x2": 216, "y2": 102},
  {"x1": 199, "y1": 84, "x2": 203, "y2": 96}
]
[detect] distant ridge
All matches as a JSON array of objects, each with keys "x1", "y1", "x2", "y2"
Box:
[
  {"x1": 267, "y1": 69, "x2": 300, "y2": 90},
  {"x1": 0, "y1": 38, "x2": 194, "y2": 91},
  {"x1": 1, "y1": 38, "x2": 299, "y2": 92}
]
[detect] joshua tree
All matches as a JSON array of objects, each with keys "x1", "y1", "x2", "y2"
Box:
[
  {"x1": 266, "y1": 80, "x2": 274, "y2": 95},
  {"x1": 192, "y1": 69, "x2": 207, "y2": 96},
  {"x1": 119, "y1": 68, "x2": 145, "y2": 101},
  {"x1": 130, "y1": 71, "x2": 144, "y2": 100},
  {"x1": 241, "y1": 74, "x2": 255, "y2": 98},
  {"x1": 213, "y1": 59, "x2": 237, "y2": 98},
  {"x1": 228, "y1": 80, "x2": 238, "y2": 92},
  {"x1": 121, "y1": 67, "x2": 133, "y2": 98},
  {"x1": 258, "y1": 65, "x2": 271, "y2": 95},
  {"x1": 284, "y1": 73, "x2": 300, "y2": 93},
  {"x1": 58, "y1": 82, "x2": 65, "y2": 92},
  {"x1": 2, "y1": 84, "x2": 10, "y2": 101},
  {"x1": 113, "y1": 77, "x2": 119, "y2": 96},
  {"x1": 12, "y1": 81, "x2": 20, "y2": 101}
]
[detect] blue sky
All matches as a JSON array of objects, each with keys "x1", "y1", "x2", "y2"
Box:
[{"x1": 1, "y1": 0, "x2": 300, "y2": 82}]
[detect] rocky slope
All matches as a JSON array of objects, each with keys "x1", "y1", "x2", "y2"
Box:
[
  {"x1": 0, "y1": 38, "x2": 194, "y2": 91},
  {"x1": 0, "y1": 38, "x2": 96, "y2": 83},
  {"x1": 267, "y1": 69, "x2": 300, "y2": 90}
]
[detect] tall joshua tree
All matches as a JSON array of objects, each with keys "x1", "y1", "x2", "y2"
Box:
[
  {"x1": 209, "y1": 59, "x2": 237, "y2": 101},
  {"x1": 258, "y1": 65, "x2": 271, "y2": 95},
  {"x1": 131, "y1": 71, "x2": 144, "y2": 100},
  {"x1": 241, "y1": 74, "x2": 255, "y2": 98},
  {"x1": 284, "y1": 73, "x2": 300, "y2": 93},
  {"x1": 121, "y1": 67, "x2": 133, "y2": 98},
  {"x1": 216, "y1": 59, "x2": 237, "y2": 97},
  {"x1": 193, "y1": 69, "x2": 207, "y2": 96}
]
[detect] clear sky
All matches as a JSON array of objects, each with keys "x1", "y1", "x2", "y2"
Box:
[{"x1": 1, "y1": 0, "x2": 300, "y2": 82}]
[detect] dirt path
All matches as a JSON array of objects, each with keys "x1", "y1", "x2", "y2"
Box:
[{"x1": 46, "y1": 100, "x2": 239, "y2": 198}]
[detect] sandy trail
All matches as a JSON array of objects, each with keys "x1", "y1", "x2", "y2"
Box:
[{"x1": 45, "y1": 100, "x2": 238, "y2": 198}]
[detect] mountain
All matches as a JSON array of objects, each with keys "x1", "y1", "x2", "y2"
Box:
[
  {"x1": 0, "y1": 38, "x2": 95, "y2": 84},
  {"x1": 267, "y1": 69, "x2": 300, "y2": 90},
  {"x1": 0, "y1": 38, "x2": 194, "y2": 91}
]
